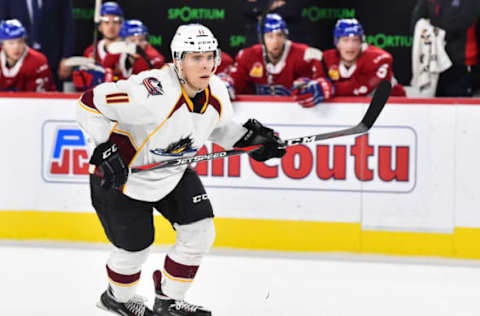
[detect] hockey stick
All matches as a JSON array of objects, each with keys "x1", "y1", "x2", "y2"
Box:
[
  {"x1": 92, "y1": 0, "x2": 102, "y2": 63},
  {"x1": 130, "y1": 80, "x2": 392, "y2": 174},
  {"x1": 258, "y1": 0, "x2": 275, "y2": 92}
]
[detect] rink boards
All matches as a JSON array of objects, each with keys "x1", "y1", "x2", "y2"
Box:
[{"x1": 1, "y1": 93, "x2": 480, "y2": 258}]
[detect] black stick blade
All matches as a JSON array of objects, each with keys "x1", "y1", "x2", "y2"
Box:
[{"x1": 361, "y1": 80, "x2": 392, "y2": 129}]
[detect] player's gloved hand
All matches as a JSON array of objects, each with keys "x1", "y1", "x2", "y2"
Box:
[
  {"x1": 72, "y1": 65, "x2": 106, "y2": 92},
  {"x1": 234, "y1": 119, "x2": 286, "y2": 162},
  {"x1": 90, "y1": 141, "x2": 129, "y2": 190},
  {"x1": 291, "y1": 77, "x2": 334, "y2": 108},
  {"x1": 217, "y1": 72, "x2": 236, "y2": 100}
]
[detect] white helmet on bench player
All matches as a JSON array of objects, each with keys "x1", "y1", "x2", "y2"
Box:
[{"x1": 170, "y1": 23, "x2": 221, "y2": 80}]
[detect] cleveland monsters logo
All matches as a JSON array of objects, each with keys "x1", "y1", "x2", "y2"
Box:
[{"x1": 150, "y1": 136, "x2": 197, "y2": 157}]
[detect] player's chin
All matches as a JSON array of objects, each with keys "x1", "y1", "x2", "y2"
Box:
[
  {"x1": 343, "y1": 54, "x2": 357, "y2": 62},
  {"x1": 105, "y1": 33, "x2": 119, "y2": 41},
  {"x1": 271, "y1": 48, "x2": 282, "y2": 57},
  {"x1": 194, "y1": 76, "x2": 211, "y2": 89}
]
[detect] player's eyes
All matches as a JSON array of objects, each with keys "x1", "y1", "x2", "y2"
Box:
[
  {"x1": 100, "y1": 17, "x2": 122, "y2": 24},
  {"x1": 190, "y1": 54, "x2": 214, "y2": 62}
]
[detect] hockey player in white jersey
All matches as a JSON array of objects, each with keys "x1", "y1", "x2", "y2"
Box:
[{"x1": 77, "y1": 23, "x2": 286, "y2": 316}]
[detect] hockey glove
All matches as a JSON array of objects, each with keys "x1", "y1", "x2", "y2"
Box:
[
  {"x1": 292, "y1": 77, "x2": 334, "y2": 108},
  {"x1": 217, "y1": 72, "x2": 236, "y2": 100},
  {"x1": 234, "y1": 119, "x2": 286, "y2": 162},
  {"x1": 90, "y1": 141, "x2": 129, "y2": 190},
  {"x1": 72, "y1": 65, "x2": 106, "y2": 92}
]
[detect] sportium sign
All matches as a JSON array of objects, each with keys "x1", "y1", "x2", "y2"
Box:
[
  {"x1": 168, "y1": 7, "x2": 225, "y2": 22},
  {"x1": 367, "y1": 34, "x2": 413, "y2": 49},
  {"x1": 302, "y1": 7, "x2": 355, "y2": 22},
  {"x1": 195, "y1": 125, "x2": 417, "y2": 193}
]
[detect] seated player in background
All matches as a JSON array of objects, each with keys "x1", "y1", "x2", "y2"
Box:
[
  {"x1": 84, "y1": 1, "x2": 123, "y2": 63},
  {"x1": 0, "y1": 19, "x2": 56, "y2": 91},
  {"x1": 103, "y1": 19, "x2": 165, "y2": 80},
  {"x1": 73, "y1": 1, "x2": 124, "y2": 91},
  {"x1": 220, "y1": 13, "x2": 334, "y2": 108},
  {"x1": 323, "y1": 19, "x2": 406, "y2": 97}
]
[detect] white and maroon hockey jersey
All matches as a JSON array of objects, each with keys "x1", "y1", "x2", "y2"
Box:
[{"x1": 77, "y1": 64, "x2": 246, "y2": 201}]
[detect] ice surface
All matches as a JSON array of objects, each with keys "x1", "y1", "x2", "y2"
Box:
[{"x1": 1, "y1": 242, "x2": 480, "y2": 316}]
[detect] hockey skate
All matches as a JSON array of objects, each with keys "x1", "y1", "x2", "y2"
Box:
[
  {"x1": 153, "y1": 270, "x2": 211, "y2": 316},
  {"x1": 97, "y1": 286, "x2": 154, "y2": 316}
]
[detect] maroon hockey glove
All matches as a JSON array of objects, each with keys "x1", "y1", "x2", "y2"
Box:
[
  {"x1": 234, "y1": 119, "x2": 286, "y2": 162},
  {"x1": 90, "y1": 141, "x2": 129, "y2": 190}
]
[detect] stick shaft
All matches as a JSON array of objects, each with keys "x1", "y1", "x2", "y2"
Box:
[
  {"x1": 92, "y1": 0, "x2": 102, "y2": 63},
  {"x1": 130, "y1": 81, "x2": 392, "y2": 173}
]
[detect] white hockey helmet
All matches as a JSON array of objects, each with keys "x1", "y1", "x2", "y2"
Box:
[{"x1": 170, "y1": 23, "x2": 221, "y2": 70}]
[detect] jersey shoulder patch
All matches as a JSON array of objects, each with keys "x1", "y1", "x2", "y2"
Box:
[
  {"x1": 127, "y1": 65, "x2": 176, "y2": 97},
  {"x1": 143, "y1": 77, "x2": 164, "y2": 95}
]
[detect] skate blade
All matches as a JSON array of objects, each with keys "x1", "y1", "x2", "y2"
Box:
[
  {"x1": 96, "y1": 301, "x2": 125, "y2": 316},
  {"x1": 96, "y1": 300, "x2": 110, "y2": 312}
]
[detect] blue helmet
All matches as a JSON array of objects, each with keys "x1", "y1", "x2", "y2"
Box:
[
  {"x1": 0, "y1": 19, "x2": 26, "y2": 40},
  {"x1": 120, "y1": 20, "x2": 148, "y2": 38},
  {"x1": 333, "y1": 19, "x2": 365, "y2": 45},
  {"x1": 257, "y1": 13, "x2": 289, "y2": 36},
  {"x1": 101, "y1": 2, "x2": 124, "y2": 17}
]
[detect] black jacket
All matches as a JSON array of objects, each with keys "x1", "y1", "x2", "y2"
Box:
[
  {"x1": 411, "y1": 0, "x2": 480, "y2": 66},
  {"x1": 0, "y1": 0, "x2": 74, "y2": 74},
  {"x1": 238, "y1": 0, "x2": 314, "y2": 47}
]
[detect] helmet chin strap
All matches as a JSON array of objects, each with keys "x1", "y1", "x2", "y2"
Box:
[{"x1": 174, "y1": 60, "x2": 205, "y2": 96}]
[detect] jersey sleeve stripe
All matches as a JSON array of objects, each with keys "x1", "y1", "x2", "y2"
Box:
[
  {"x1": 106, "y1": 92, "x2": 128, "y2": 98},
  {"x1": 106, "y1": 97, "x2": 130, "y2": 104},
  {"x1": 106, "y1": 92, "x2": 130, "y2": 104}
]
